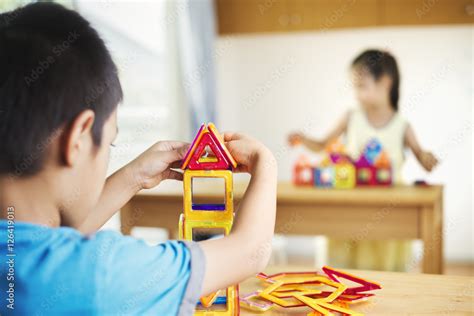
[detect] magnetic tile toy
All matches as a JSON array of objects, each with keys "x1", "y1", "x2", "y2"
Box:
[{"x1": 179, "y1": 123, "x2": 239, "y2": 315}]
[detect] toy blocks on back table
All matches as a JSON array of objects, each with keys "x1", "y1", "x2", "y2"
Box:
[
  {"x1": 356, "y1": 139, "x2": 392, "y2": 186},
  {"x1": 354, "y1": 155, "x2": 376, "y2": 185},
  {"x1": 294, "y1": 138, "x2": 393, "y2": 188},
  {"x1": 313, "y1": 145, "x2": 355, "y2": 189},
  {"x1": 179, "y1": 123, "x2": 239, "y2": 316},
  {"x1": 293, "y1": 155, "x2": 314, "y2": 186},
  {"x1": 331, "y1": 153, "x2": 356, "y2": 189},
  {"x1": 373, "y1": 151, "x2": 392, "y2": 185},
  {"x1": 314, "y1": 158, "x2": 335, "y2": 187}
]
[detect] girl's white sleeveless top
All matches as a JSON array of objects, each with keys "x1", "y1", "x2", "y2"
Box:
[{"x1": 346, "y1": 109, "x2": 408, "y2": 184}]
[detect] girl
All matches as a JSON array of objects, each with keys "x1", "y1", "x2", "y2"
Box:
[{"x1": 289, "y1": 49, "x2": 438, "y2": 271}]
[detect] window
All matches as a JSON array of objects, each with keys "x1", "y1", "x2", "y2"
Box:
[{"x1": 75, "y1": 1, "x2": 180, "y2": 173}]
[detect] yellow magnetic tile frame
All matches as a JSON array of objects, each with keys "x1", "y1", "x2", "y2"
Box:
[
  {"x1": 194, "y1": 286, "x2": 239, "y2": 316},
  {"x1": 183, "y1": 169, "x2": 234, "y2": 222},
  {"x1": 181, "y1": 219, "x2": 233, "y2": 241},
  {"x1": 178, "y1": 215, "x2": 233, "y2": 240},
  {"x1": 178, "y1": 218, "x2": 236, "y2": 315},
  {"x1": 179, "y1": 196, "x2": 237, "y2": 315}
]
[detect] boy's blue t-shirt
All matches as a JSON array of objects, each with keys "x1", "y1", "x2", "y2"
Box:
[{"x1": 0, "y1": 220, "x2": 205, "y2": 316}]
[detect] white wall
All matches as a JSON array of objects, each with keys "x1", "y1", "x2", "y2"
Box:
[{"x1": 216, "y1": 25, "x2": 473, "y2": 262}]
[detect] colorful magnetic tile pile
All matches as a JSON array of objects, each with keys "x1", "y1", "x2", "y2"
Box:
[
  {"x1": 293, "y1": 138, "x2": 393, "y2": 188},
  {"x1": 240, "y1": 266, "x2": 381, "y2": 316},
  {"x1": 179, "y1": 123, "x2": 239, "y2": 316}
]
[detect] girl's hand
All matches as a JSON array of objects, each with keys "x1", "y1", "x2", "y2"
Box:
[
  {"x1": 418, "y1": 151, "x2": 438, "y2": 172},
  {"x1": 288, "y1": 132, "x2": 304, "y2": 146},
  {"x1": 223, "y1": 132, "x2": 275, "y2": 174},
  {"x1": 129, "y1": 141, "x2": 190, "y2": 190}
]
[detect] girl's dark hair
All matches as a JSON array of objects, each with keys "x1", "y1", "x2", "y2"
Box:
[{"x1": 352, "y1": 49, "x2": 400, "y2": 111}]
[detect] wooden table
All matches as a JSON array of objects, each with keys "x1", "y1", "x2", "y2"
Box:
[
  {"x1": 120, "y1": 181, "x2": 444, "y2": 274},
  {"x1": 239, "y1": 266, "x2": 473, "y2": 315}
]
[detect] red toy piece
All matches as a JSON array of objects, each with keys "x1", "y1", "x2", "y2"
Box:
[
  {"x1": 181, "y1": 123, "x2": 237, "y2": 170},
  {"x1": 322, "y1": 266, "x2": 381, "y2": 295},
  {"x1": 354, "y1": 155, "x2": 377, "y2": 185},
  {"x1": 188, "y1": 132, "x2": 230, "y2": 170},
  {"x1": 373, "y1": 151, "x2": 392, "y2": 185},
  {"x1": 293, "y1": 155, "x2": 314, "y2": 186}
]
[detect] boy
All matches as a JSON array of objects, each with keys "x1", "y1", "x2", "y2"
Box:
[{"x1": 0, "y1": 3, "x2": 277, "y2": 315}]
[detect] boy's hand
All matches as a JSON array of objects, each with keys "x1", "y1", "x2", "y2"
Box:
[
  {"x1": 129, "y1": 141, "x2": 190, "y2": 190},
  {"x1": 223, "y1": 132, "x2": 275, "y2": 174},
  {"x1": 418, "y1": 151, "x2": 438, "y2": 172}
]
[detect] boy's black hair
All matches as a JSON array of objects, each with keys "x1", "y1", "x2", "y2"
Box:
[
  {"x1": 0, "y1": 2, "x2": 122, "y2": 176},
  {"x1": 352, "y1": 49, "x2": 400, "y2": 111}
]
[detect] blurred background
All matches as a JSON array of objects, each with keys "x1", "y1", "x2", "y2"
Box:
[{"x1": 2, "y1": 0, "x2": 472, "y2": 275}]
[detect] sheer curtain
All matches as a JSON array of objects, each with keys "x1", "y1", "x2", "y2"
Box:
[{"x1": 167, "y1": 0, "x2": 217, "y2": 138}]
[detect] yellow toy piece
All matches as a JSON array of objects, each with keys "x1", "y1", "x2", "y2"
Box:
[
  {"x1": 298, "y1": 295, "x2": 363, "y2": 316},
  {"x1": 334, "y1": 163, "x2": 356, "y2": 189},
  {"x1": 198, "y1": 156, "x2": 219, "y2": 163},
  {"x1": 182, "y1": 219, "x2": 232, "y2": 241},
  {"x1": 183, "y1": 170, "x2": 234, "y2": 222},
  {"x1": 199, "y1": 292, "x2": 219, "y2": 308},
  {"x1": 178, "y1": 213, "x2": 184, "y2": 239},
  {"x1": 259, "y1": 280, "x2": 300, "y2": 308},
  {"x1": 273, "y1": 289, "x2": 323, "y2": 298},
  {"x1": 259, "y1": 276, "x2": 346, "y2": 308},
  {"x1": 194, "y1": 286, "x2": 239, "y2": 316}
]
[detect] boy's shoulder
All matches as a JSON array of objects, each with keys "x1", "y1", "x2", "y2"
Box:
[
  {"x1": 0, "y1": 220, "x2": 204, "y2": 315},
  {"x1": 0, "y1": 221, "x2": 107, "y2": 313}
]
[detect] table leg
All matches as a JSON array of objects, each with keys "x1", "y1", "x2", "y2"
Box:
[
  {"x1": 120, "y1": 202, "x2": 137, "y2": 235},
  {"x1": 420, "y1": 199, "x2": 443, "y2": 274}
]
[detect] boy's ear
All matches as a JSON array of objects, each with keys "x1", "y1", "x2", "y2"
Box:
[{"x1": 63, "y1": 109, "x2": 96, "y2": 167}]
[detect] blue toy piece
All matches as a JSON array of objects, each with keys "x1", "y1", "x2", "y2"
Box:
[
  {"x1": 192, "y1": 203, "x2": 226, "y2": 211},
  {"x1": 198, "y1": 296, "x2": 227, "y2": 306},
  {"x1": 363, "y1": 138, "x2": 383, "y2": 165},
  {"x1": 314, "y1": 167, "x2": 335, "y2": 187}
]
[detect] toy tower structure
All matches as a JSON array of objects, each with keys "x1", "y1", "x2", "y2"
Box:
[{"x1": 179, "y1": 123, "x2": 239, "y2": 315}]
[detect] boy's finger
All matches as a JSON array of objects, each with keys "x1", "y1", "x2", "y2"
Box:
[
  {"x1": 223, "y1": 132, "x2": 239, "y2": 142},
  {"x1": 161, "y1": 146, "x2": 190, "y2": 163},
  {"x1": 169, "y1": 161, "x2": 183, "y2": 169},
  {"x1": 155, "y1": 141, "x2": 190, "y2": 151},
  {"x1": 167, "y1": 169, "x2": 184, "y2": 181}
]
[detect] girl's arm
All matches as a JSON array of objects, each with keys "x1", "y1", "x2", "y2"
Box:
[
  {"x1": 288, "y1": 111, "x2": 350, "y2": 152},
  {"x1": 199, "y1": 133, "x2": 277, "y2": 295},
  {"x1": 405, "y1": 124, "x2": 438, "y2": 172}
]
